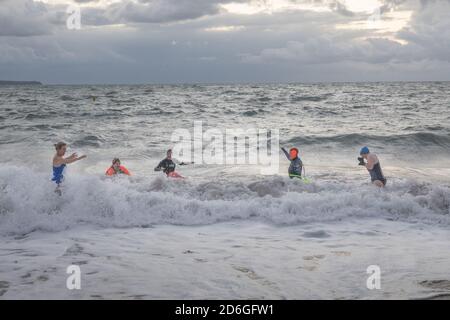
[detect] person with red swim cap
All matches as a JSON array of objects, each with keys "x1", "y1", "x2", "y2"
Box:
[{"x1": 281, "y1": 146, "x2": 303, "y2": 179}]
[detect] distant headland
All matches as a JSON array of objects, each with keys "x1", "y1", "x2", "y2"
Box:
[{"x1": 0, "y1": 80, "x2": 42, "y2": 85}]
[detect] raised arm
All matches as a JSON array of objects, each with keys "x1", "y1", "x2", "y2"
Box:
[{"x1": 281, "y1": 147, "x2": 290, "y2": 160}]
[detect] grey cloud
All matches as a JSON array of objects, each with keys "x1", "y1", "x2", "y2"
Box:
[
  {"x1": 239, "y1": 0, "x2": 450, "y2": 67},
  {"x1": 0, "y1": 0, "x2": 54, "y2": 36},
  {"x1": 1, "y1": 0, "x2": 450, "y2": 83},
  {"x1": 0, "y1": 36, "x2": 76, "y2": 63},
  {"x1": 328, "y1": 1, "x2": 355, "y2": 17},
  {"x1": 398, "y1": 0, "x2": 450, "y2": 61},
  {"x1": 0, "y1": 0, "x2": 249, "y2": 35},
  {"x1": 81, "y1": 0, "x2": 245, "y2": 26},
  {"x1": 240, "y1": 37, "x2": 416, "y2": 65}
]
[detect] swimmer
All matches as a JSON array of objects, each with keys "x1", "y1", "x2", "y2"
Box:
[{"x1": 105, "y1": 158, "x2": 131, "y2": 176}]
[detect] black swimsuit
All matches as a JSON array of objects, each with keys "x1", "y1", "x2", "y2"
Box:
[{"x1": 369, "y1": 162, "x2": 386, "y2": 185}]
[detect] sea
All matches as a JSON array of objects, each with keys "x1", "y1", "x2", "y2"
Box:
[{"x1": 0, "y1": 82, "x2": 449, "y2": 299}]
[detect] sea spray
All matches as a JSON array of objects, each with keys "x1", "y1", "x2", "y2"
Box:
[{"x1": 0, "y1": 165, "x2": 449, "y2": 236}]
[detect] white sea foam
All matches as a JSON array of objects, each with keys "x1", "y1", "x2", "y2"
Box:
[{"x1": 0, "y1": 165, "x2": 449, "y2": 236}]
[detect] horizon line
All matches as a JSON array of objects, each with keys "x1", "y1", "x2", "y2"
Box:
[{"x1": 2, "y1": 79, "x2": 450, "y2": 86}]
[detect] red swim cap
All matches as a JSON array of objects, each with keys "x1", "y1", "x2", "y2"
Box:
[{"x1": 289, "y1": 148, "x2": 299, "y2": 158}]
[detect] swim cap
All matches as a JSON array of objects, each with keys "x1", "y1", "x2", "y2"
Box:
[
  {"x1": 54, "y1": 142, "x2": 67, "y2": 150},
  {"x1": 289, "y1": 148, "x2": 299, "y2": 158},
  {"x1": 360, "y1": 146, "x2": 370, "y2": 155}
]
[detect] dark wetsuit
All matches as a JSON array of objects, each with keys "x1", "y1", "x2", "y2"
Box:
[
  {"x1": 155, "y1": 158, "x2": 176, "y2": 175},
  {"x1": 368, "y1": 162, "x2": 387, "y2": 186},
  {"x1": 281, "y1": 148, "x2": 303, "y2": 178}
]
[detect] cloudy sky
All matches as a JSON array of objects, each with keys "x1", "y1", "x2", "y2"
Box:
[{"x1": 1, "y1": 0, "x2": 450, "y2": 84}]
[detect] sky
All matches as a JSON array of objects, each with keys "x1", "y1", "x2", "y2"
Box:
[{"x1": 1, "y1": 0, "x2": 450, "y2": 84}]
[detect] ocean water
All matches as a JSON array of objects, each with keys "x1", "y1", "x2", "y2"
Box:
[{"x1": 0, "y1": 82, "x2": 449, "y2": 299}]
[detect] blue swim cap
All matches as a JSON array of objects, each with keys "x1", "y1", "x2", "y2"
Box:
[{"x1": 360, "y1": 146, "x2": 370, "y2": 155}]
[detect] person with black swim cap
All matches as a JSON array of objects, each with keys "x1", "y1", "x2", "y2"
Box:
[{"x1": 358, "y1": 146, "x2": 387, "y2": 187}]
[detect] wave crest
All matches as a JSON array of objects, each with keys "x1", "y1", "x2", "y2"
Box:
[{"x1": 0, "y1": 166, "x2": 449, "y2": 236}]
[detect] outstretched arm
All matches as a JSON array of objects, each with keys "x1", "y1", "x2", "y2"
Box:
[
  {"x1": 175, "y1": 159, "x2": 194, "y2": 166},
  {"x1": 54, "y1": 154, "x2": 86, "y2": 166},
  {"x1": 65, "y1": 154, "x2": 86, "y2": 164}
]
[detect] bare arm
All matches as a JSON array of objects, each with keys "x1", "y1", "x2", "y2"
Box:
[
  {"x1": 365, "y1": 154, "x2": 378, "y2": 170},
  {"x1": 65, "y1": 155, "x2": 86, "y2": 164},
  {"x1": 54, "y1": 154, "x2": 86, "y2": 166}
]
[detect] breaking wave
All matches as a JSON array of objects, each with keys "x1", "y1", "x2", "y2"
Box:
[{"x1": 0, "y1": 165, "x2": 449, "y2": 236}]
